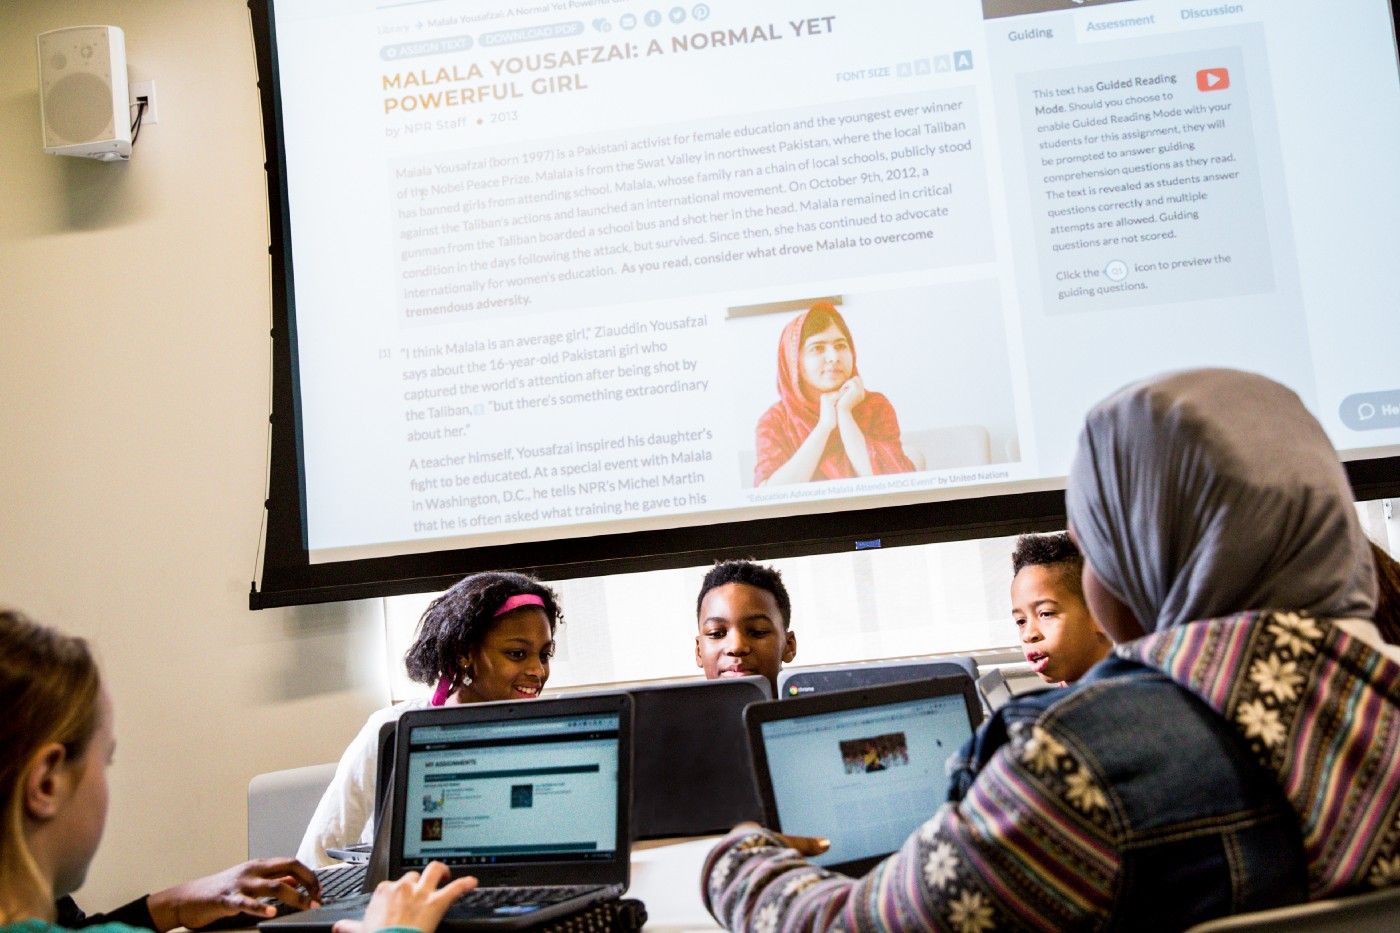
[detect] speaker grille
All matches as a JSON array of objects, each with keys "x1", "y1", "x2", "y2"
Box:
[{"x1": 46, "y1": 71, "x2": 115, "y2": 144}]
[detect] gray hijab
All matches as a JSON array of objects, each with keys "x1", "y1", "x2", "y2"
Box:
[{"x1": 1065, "y1": 369, "x2": 1376, "y2": 633}]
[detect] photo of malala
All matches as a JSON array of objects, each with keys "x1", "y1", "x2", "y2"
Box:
[
  {"x1": 754, "y1": 301, "x2": 915, "y2": 486},
  {"x1": 732, "y1": 283, "x2": 1021, "y2": 490}
]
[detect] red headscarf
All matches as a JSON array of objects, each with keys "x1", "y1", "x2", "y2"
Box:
[{"x1": 754, "y1": 303, "x2": 914, "y2": 484}]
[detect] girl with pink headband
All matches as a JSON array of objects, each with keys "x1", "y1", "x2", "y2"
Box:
[{"x1": 298, "y1": 572, "x2": 563, "y2": 867}]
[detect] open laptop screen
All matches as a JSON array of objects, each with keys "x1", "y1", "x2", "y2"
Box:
[
  {"x1": 759, "y1": 694, "x2": 972, "y2": 870},
  {"x1": 398, "y1": 712, "x2": 621, "y2": 869}
]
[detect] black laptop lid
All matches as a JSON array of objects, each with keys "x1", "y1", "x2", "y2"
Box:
[
  {"x1": 391, "y1": 693, "x2": 632, "y2": 889},
  {"x1": 777, "y1": 656, "x2": 978, "y2": 698},
  {"x1": 628, "y1": 675, "x2": 768, "y2": 839},
  {"x1": 745, "y1": 676, "x2": 982, "y2": 875},
  {"x1": 375, "y1": 721, "x2": 397, "y2": 815}
]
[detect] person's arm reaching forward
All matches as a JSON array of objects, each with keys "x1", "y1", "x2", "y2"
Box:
[
  {"x1": 146, "y1": 859, "x2": 323, "y2": 930},
  {"x1": 702, "y1": 725, "x2": 1119, "y2": 931}
]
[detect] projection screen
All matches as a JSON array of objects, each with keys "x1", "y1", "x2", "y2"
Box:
[{"x1": 249, "y1": 0, "x2": 1400, "y2": 607}]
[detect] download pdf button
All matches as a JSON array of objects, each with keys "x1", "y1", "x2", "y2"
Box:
[{"x1": 1339, "y1": 390, "x2": 1400, "y2": 431}]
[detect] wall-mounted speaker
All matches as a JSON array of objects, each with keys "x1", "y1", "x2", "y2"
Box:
[{"x1": 37, "y1": 25, "x2": 131, "y2": 161}]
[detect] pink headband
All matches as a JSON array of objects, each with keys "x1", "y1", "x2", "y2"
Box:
[
  {"x1": 494, "y1": 592, "x2": 545, "y2": 617},
  {"x1": 431, "y1": 593, "x2": 548, "y2": 705}
]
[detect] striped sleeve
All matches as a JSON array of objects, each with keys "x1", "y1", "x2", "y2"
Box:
[{"x1": 701, "y1": 724, "x2": 1122, "y2": 932}]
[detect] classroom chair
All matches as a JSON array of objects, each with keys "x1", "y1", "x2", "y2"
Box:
[{"x1": 247, "y1": 762, "x2": 337, "y2": 859}]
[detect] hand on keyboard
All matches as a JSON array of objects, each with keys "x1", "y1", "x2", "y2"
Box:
[
  {"x1": 331, "y1": 861, "x2": 476, "y2": 933},
  {"x1": 148, "y1": 857, "x2": 322, "y2": 931}
]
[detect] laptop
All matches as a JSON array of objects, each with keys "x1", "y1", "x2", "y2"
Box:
[
  {"x1": 744, "y1": 677, "x2": 982, "y2": 875},
  {"x1": 777, "y1": 656, "x2": 978, "y2": 698},
  {"x1": 626, "y1": 676, "x2": 769, "y2": 839},
  {"x1": 262, "y1": 692, "x2": 633, "y2": 931}
]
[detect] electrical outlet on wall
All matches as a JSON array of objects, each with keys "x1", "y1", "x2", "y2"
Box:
[{"x1": 130, "y1": 79, "x2": 158, "y2": 125}]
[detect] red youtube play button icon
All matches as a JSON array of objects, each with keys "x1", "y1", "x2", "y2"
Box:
[{"x1": 1197, "y1": 68, "x2": 1230, "y2": 91}]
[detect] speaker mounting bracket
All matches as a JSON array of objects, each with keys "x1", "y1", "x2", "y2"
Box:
[{"x1": 130, "y1": 79, "x2": 157, "y2": 125}]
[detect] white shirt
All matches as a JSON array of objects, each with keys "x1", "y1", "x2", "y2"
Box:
[{"x1": 296, "y1": 698, "x2": 432, "y2": 867}]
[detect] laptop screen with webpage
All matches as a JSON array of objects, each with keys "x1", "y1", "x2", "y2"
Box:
[
  {"x1": 391, "y1": 700, "x2": 628, "y2": 884},
  {"x1": 759, "y1": 693, "x2": 973, "y2": 870}
]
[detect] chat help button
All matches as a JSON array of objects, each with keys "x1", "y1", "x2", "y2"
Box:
[{"x1": 1339, "y1": 390, "x2": 1400, "y2": 431}]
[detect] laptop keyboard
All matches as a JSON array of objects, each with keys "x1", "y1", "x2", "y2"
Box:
[
  {"x1": 442, "y1": 885, "x2": 600, "y2": 918},
  {"x1": 305, "y1": 870, "x2": 597, "y2": 916},
  {"x1": 301, "y1": 879, "x2": 596, "y2": 913},
  {"x1": 314, "y1": 864, "x2": 368, "y2": 902}
]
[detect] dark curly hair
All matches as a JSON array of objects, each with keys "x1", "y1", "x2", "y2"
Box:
[
  {"x1": 404, "y1": 572, "x2": 562, "y2": 686},
  {"x1": 696, "y1": 559, "x2": 792, "y2": 628},
  {"x1": 1011, "y1": 532, "x2": 1084, "y2": 598}
]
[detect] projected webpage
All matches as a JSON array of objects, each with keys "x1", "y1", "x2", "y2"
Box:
[
  {"x1": 400, "y1": 715, "x2": 620, "y2": 866},
  {"x1": 272, "y1": 0, "x2": 1400, "y2": 560},
  {"x1": 760, "y1": 696, "x2": 972, "y2": 867}
]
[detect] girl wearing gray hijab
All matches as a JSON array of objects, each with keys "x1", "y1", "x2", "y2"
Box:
[{"x1": 700, "y1": 369, "x2": 1400, "y2": 932}]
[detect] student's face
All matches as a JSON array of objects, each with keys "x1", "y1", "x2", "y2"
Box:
[
  {"x1": 52, "y1": 689, "x2": 115, "y2": 899},
  {"x1": 1011, "y1": 565, "x2": 1110, "y2": 684},
  {"x1": 798, "y1": 324, "x2": 853, "y2": 394},
  {"x1": 696, "y1": 582, "x2": 796, "y2": 691},
  {"x1": 459, "y1": 609, "x2": 554, "y2": 703}
]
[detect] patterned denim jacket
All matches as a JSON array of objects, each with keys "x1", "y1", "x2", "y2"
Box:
[{"x1": 701, "y1": 611, "x2": 1400, "y2": 932}]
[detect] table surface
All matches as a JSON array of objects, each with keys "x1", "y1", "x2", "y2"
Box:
[{"x1": 626, "y1": 836, "x2": 723, "y2": 931}]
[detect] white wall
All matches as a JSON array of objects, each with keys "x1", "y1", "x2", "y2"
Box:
[{"x1": 0, "y1": 1, "x2": 389, "y2": 908}]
